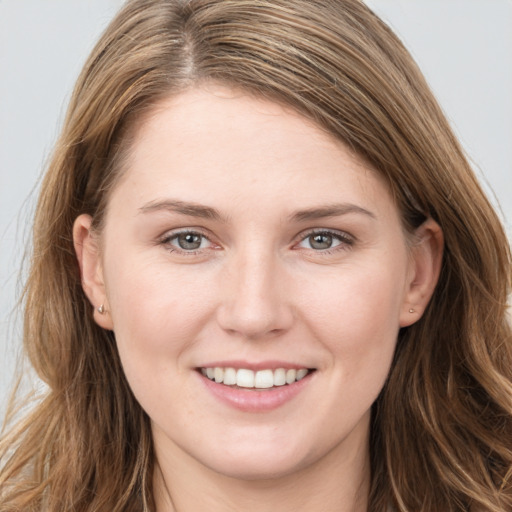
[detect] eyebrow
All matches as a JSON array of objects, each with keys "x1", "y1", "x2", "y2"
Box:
[
  {"x1": 138, "y1": 199, "x2": 225, "y2": 221},
  {"x1": 289, "y1": 203, "x2": 376, "y2": 222},
  {"x1": 138, "y1": 199, "x2": 376, "y2": 223}
]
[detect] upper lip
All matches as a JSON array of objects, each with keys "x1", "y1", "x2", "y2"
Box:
[{"x1": 196, "y1": 360, "x2": 313, "y2": 371}]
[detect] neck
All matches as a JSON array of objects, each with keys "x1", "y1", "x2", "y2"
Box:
[{"x1": 152, "y1": 430, "x2": 370, "y2": 512}]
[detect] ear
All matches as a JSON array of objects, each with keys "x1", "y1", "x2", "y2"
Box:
[
  {"x1": 400, "y1": 218, "x2": 444, "y2": 327},
  {"x1": 73, "y1": 214, "x2": 114, "y2": 330}
]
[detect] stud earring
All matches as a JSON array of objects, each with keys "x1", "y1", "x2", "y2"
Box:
[
  {"x1": 409, "y1": 308, "x2": 415, "y2": 313},
  {"x1": 97, "y1": 304, "x2": 106, "y2": 315}
]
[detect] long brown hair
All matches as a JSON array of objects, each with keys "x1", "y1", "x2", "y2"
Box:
[{"x1": 1, "y1": 1, "x2": 511, "y2": 510}]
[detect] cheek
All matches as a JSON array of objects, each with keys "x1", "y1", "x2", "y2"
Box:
[
  {"x1": 299, "y1": 260, "x2": 406, "y2": 380},
  {"x1": 103, "y1": 255, "x2": 215, "y2": 371},
  {"x1": 103, "y1": 262, "x2": 210, "y2": 415},
  {"x1": 300, "y1": 272, "x2": 402, "y2": 445},
  {"x1": 302, "y1": 260, "x2": 406, "y2": 334},
  {"x1": 108, "y1": 251, "x2": 203, "y2": 317}
]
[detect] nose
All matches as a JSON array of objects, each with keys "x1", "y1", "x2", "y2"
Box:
[{"x1": 216, "y1": 248, "x2": 294, "y2": 340}]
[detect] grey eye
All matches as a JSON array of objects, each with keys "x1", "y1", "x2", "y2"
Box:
[
  {"x1": 176, "y1": 233, "x2": 204, "y2": 250},
  {"x1": 308, "y1": 233, "x2": 334, "y2": 250},
  {"x1": 297, "y1": 231, "x2": 348, "y2": 252}
]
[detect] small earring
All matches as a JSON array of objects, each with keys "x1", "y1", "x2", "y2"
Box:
[
  {"x1": 97, "y1": 304, "x2": 106, "y2": 315},
  {"x1": 409, "y1": 308, "x2": 415, "y2": 313}
]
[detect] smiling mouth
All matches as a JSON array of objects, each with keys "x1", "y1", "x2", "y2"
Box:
[{"x1": 199, "y1": 367, "x2": 315, "y2": 389}]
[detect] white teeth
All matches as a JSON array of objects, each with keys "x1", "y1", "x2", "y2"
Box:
[
  {"x1": 285, "y1": 369, "x2": 297, "y2": 384},
  {"x1": 273, "y1": 368, "x2": 286, "y2": 386},
  {"x1": 214, "y1": 367, "x2": 224, "y2": 383},
  {"x1": 254, "y1": 369, "x2": 274, "y2": 389},
  {"x1": 236, "y1": 369, "x2": 255, "y2": 388},
  {"x1": 296, "y1": 369, "x2": 308, "y2": 381},
  {"x1": 201, "y1": 366, "x2": 311, "y2": 388},
  {"x1": 223, "y1": 367, "x2": 237, "y2": 385}
]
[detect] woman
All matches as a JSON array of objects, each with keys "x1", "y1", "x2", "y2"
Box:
[{"x1": 1, "y1": 0, "x2": 511, "y2": 510}]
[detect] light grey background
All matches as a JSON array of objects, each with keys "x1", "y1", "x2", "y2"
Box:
[{"x1": 1, "y1": 1, "x2": 511, "y2": 415}]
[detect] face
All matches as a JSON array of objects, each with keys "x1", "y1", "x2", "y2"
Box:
[{"x1": 75, "y1": 85, "x2": 441, "y2": 482}]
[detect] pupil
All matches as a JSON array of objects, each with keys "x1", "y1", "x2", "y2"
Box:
[
  {"x1": 310, "y1": 233, "x2": 332, "y2": 250},
  {"x1": 178, "y1": 233, "x2": 201, "y2": 250}
]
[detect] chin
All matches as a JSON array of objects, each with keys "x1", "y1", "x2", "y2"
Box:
[
  {"x1": 209, "y1": 458, "x2": 306, "y2": 482},
  {"x1": 199, "y1": 441, "x2": 314, "y2": 481}
]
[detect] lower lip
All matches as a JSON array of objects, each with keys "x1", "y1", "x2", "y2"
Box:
[{"x1": 198, "y1": 372, "x2": 314, "y2": 412}]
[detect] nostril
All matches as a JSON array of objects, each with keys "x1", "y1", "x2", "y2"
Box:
[{"x1": 216, "y1": 303, "x2": 294, "y2": 340}]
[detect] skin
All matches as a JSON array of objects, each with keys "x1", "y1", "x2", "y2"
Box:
[{"x1": 74, "y1": 85, "x2": 443, "y2": 511}]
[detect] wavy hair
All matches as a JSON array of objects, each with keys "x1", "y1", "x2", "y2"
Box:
[{"x1": 1, "y1": 1, "x2": 511, "y2": 510}]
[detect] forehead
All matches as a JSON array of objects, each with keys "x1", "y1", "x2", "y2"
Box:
[{"x1": 109, "y1": 84, "x2": 396, "y2": 221}]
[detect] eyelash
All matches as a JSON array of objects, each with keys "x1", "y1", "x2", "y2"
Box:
[
  {"x1": 159, "y1": 229, "x2": 215, "y2": 255},
  {"x1": 159, "y1": 228, "x2": 355, "y2": 256},
  {"x1": 294, "y1": 228, "x2": 355, "y2": 255}
]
